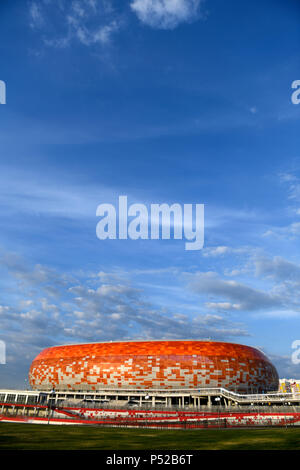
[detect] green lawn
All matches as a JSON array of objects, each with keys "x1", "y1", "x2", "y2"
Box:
[{"x1": 0, "y1": 423, "x2": 300, "y2": 449}]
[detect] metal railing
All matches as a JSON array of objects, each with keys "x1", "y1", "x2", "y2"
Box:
[{"x1": 1, "y1": 386, "x2": 300, "y2": 406}]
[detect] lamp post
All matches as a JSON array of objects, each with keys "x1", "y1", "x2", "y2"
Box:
[{"x1": 47, "y1": 388, "x2": 56, "y2": 425}]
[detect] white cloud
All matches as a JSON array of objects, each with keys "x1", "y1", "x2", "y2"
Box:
[
  {"x1": 269, "y1": 353, "x2": 300, "y2": 380},
  {"x1": 279, "y1": 172, "x2": 300, "y2": 202},
  {"x1": 0, "y1": 165, "x2": 118, "y2": 221},
  {"x1": 130, "y1": 0, "x2": 203, "y2": 29},
  {"x1": 256, "y1": 309, "x2": 300, "y2": 319},
  {"x1": 263, "y1": 172, "x2": 300, "y2": 240},
  {"x1": 0, "y1": 250, "x2": 249, "y2": 387},
  {"x1": 205, "y1": 302, "x2": 241, "y2": 311},
  {"x1": 255, "y1": 256, "x2": 300, "y2": 282},
  {"x1": 29, "y1": 2, "x2": 44, "y2": 29},
  {"x1": 72, "y1": 0, "x2": 87, "y2": 18},
  {"x1": 92, "y1": 20, "x2": 120, "y2": 44},
  {"x1": 29, "y1": 0, "x2": 121, "y2": 48},
  {"x1": 202, "y1": 246, "x2": 230, "y2": 257},
  {"x1": 188, "y1": 271, "x2": 283, "y2": 312},
  {"x1": 263, "y1": 222, "x2": 300, "y2": 240}
]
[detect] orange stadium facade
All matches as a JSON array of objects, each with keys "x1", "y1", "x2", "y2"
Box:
[{"x1": 28, "y1": 340, "x2": 279, "y2": 394}]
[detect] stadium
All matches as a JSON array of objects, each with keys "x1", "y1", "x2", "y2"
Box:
[
  {"x1": 28, "y1": 340, "x2": 279, "y2": 394},
  {"x1": 1, "y1": 339, "x2": 300, "y2": 428}
]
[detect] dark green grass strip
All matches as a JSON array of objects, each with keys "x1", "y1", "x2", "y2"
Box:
[{"x1": 1, "y1": 423, "x2": 300, "y2": 450}]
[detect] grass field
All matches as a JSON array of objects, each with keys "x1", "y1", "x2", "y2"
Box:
[{"x1": 0, "y1": 423, "x2": 300, "y2": 450}]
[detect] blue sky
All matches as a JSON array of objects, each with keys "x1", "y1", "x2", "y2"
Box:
[{"x1": 0, "y1": 0, "x2": 300, "y2": 388}]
